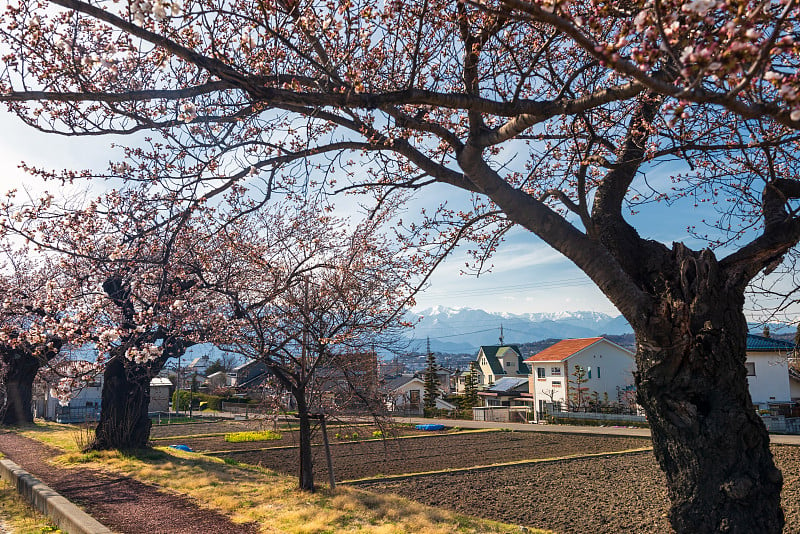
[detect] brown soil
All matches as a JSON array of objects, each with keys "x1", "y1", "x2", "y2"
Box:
[
  {"x1": 210, "y1": 430, "x2": 651, "y2": 482},
  {"x1": 0, "y1": 430, "x2": 259, "y2": 534},
  {"x1": 356, "y1": 445, "x2": 800, "y2": 534}
]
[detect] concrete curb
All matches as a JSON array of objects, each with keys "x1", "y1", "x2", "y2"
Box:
[{"x1": 0, "y1": 459, "x2": 113, "y2": 534}]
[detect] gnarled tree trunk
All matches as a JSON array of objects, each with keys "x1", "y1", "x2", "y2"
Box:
[
  {"x1": 89, "y1": 356, "x2": 154, "y2": 450},
  {"x1": 630, "y1": 246, "x2": 783, "y2": 533},
  {"x1": 1, "y1": 349, "x2": 41, "y2": 425}
]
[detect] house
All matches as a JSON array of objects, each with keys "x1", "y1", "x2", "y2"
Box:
[
  {"x1": 205, "y1": 371, "x2": 231, "y2": 390},
  {"x1": 186, "y1": 355, "x2": 211, "y2": 377},
  {"x1": 231, "y1": 359, "x2": 271, "y2": 393},
  {"x1": 384, "y1": 375, "x2": 456, "y2": 415},
  {"x1": 474, "y1": 345, "x2": 529, "y2": 387},
  {"x1": 478, "y1": 376, "x2": 530, "y2": 407},
  {"x1": 746, "y1": 334, "x2": 799, "y2": 408},
  {"x1": 524, "y1": 337, "x2": 636, "y2": 421},
  {"x1": 148, "y1": 377, "x2": 173, "y2": 412},
  {"x1": 36, "y1": 360, "x2": 103, "y2": 423}
]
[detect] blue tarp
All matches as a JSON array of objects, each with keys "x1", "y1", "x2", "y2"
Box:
[
  {"x1": 169, "y1": 444, "x2": 194, "y2": 452},
  {"x1": 415, "y1": 424, "x2": 445, "y2": 431}
]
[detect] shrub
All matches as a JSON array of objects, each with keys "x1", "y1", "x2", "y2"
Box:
[{"x1": 224, "y1": 430, "x2": 282, "y2": 443}]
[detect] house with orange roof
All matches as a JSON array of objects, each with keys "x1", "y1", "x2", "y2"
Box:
[{"x1": 523, "y1": 337, "x2": 635, "y2": 422}]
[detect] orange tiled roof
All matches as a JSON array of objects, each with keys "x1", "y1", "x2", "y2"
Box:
[{"x1": 524, "y1": 337, "x2": 604, "y2": 362}]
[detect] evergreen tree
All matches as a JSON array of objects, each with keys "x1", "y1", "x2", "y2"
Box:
[
  {"x1": 462, "y1": 361, "x2": 479, "y2": 409},
  {"x1": 423, "y1": 338, "x2": 438, "y2": 411}
]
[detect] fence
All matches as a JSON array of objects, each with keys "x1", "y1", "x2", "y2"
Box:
[
  {"x1": 542, "y1": 410, "x2": 647, "y2": 425},
  {"x1": 472, "y1": 407, "x2": 530, "y2": 423},
  {"x1": 54, "y1": 405, "x2": 100, "y2": 424},
  {"x1": 761, "y1": 415, "x2": 800, "y2": 434},
  {"x1": 220, "y1": 402, "x2": 259, "y2": 416}
]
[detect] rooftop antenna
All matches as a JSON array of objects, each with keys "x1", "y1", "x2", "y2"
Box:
[{"x1": 499, "y1": 324, "x2": 504, "y2": 345}]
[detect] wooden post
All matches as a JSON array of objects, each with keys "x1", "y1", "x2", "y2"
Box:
[{"x1": 319, "y1": 414, "x2": 336, "y2": 490}]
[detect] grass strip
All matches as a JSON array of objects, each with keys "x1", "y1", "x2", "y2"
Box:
[
  {"x1": 224, "y1": 430, "x2": 282, "y2": 443},
  {"x1": 0, "y1": 478, "x2": 62, "y2": 534},
  {"x1": 19, "y1": 423, "x2": 553, "y2": 534},
  {"x1": 341, "y1": 446, "x2": 655, "y2": 485}
]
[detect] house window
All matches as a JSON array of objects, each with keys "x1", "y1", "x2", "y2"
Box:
[
  {"x1": 596, "y1": 366, "x2": 601, "y2": 379},
  {"x1": 409, "y1": 390, "x2": 420, "y2": 405},
  {"x1": 506, "y1": 361, "x2": 513, "y2": 366},
  {"x1": 745, "y1": 362, "x2": 756, "y2": 376},
  {"x1": 537, "y1": 367, "x2": 546, "y2": 379},
  {"x1": 552, "y1": 380, "x2": 562, "y2": 387},
  {"x1": 587, "y1": 367, "x2": 592, "y2": 379},
  {"x1": 550, "y1": 367, "x2": 561, "y2": 376}
]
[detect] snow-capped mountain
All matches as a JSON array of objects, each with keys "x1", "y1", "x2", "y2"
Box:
[{"x1": 406, "y1": 307, "x2": 632, "y2": 353}]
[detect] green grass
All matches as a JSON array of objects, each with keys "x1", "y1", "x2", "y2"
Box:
[
  {"x1": 0, "y1": 479, "x2": 62, "y2": 534},
  {"x1": 223, "y1": 430, "x2": 283, "y2": 443}
]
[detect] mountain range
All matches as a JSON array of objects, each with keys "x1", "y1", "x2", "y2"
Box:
[
  {"x1": 404, "y1": 306, "x2": 798, "y2": 354},
  {"x1": 405, "y1": 307, "x2": 632, "y2": 353}
]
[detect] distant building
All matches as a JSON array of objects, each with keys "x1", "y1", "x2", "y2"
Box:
[
  {"x1": 35, "y1": 360, "x2": 102, "y2": 423},
  {"x1": 524, "y1": 337, "x2": 636, "y2": 421},
  {"x1": 186, "y1": 355, "x2": 211, "y2": 376},
  {"x1": 473, "y1": 345, "x2": 529, "y2": 387},
  {"x1": 149, "y1": 377, "x2": 173, "y2": 412},
  {"x1": 746, "y1": 334, "x2": 799, "y2": 408}
]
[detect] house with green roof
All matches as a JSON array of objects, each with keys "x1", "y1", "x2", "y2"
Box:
[{"x1": 473, "y1": 345, "x2": 529, "y2": 387}]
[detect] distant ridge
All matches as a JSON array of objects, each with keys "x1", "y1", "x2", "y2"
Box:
[
  {"x1": 406, "y1": 307, "x2": 797, "y2": 354},
  {"x1": 406, "y1": 307, "x2": 632, "y2": 353}
]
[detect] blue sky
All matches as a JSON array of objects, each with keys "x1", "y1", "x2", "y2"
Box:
[{"x1": 0, "y1": 109, "x2": 792, "y2": 321}]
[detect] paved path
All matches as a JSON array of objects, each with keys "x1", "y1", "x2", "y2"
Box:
[{"x1": 394, "y1": 416, "x2": 800, "y2": 444}]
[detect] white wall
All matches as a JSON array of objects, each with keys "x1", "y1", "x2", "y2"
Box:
[
  {"x1": 791, "y1": 377, "x2": 800, "y2": 401},
  {"x1": 528, "y1": 339, "x2": 635, "y2": 418},
  {"x1": 529, "y1": 362, "x2": 568, "y2": 407},
  {"x1": 746, "y1": 352, "x2": 791, "y2": 404},
  {"x1": 568, "y1": 343, "x2": 636, "y2": 403}
]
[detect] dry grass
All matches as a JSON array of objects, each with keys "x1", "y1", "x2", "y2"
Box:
[
  {"x1": 19, "y1": 422, "x2": 551, "y2": 534},
  {"x1": 0, "y1": 478, "x2": 62, "y2": 534}
]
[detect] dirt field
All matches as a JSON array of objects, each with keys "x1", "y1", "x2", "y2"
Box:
[
  {"x1": 150, "y1": 421, "x2": 800, "y2": 534},
  {"x1": 207, "y1": 429, "x2": 650, "y2": 481},
  {"x1": 356, "y1": 445, "x2": 800, "y2": 534}
]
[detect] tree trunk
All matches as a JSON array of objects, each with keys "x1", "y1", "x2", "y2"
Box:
[
  {"x1": 630, "y1": 248, "x2": 783, "y2": 533},
  {"x1": 89, "y1": 356, "x2": 153, "y2": 451},
  {"x1": 295, "y1": 387, "x2": 315, "y2": 492},
  {"x1": 1, "y1": 350, "x2": 41, "y2": 425}
]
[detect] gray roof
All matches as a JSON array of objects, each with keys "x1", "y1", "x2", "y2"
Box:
[
  {"x1": 385, "y1": 375, "x2": 422, "y2": 391},
  {"x1": 486, "y1": 376, "x2": 529, "y2": 394}
]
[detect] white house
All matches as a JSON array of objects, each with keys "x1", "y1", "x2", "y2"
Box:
[
  {"x1": 474, "y1": 345, "x2": 529, "y2": 387},
  {"x1": 384, "y1": 375, "x2": 455, "y2": 415},
  {"x1": 524, "y1": 337, "x2": 636, "y2": 421},
  {"x1": 745, "y1": 334, "x2": 799, "y2": 407},
  {"x1": 37, "y1": 361, "x2": 103, "y2": 423}
]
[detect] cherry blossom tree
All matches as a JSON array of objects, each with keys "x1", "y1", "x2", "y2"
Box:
[
  {"x1": 3, "y1": 190, "x2": 211, "y2": 449},
  {"x1": 188, "y1": 200, "x2": 418, "y2": 491},
  {"x1": 0, "y1": 247, "x2": 67, "y2": 425},
  {"x1": 3, "y1": 0, "x2": 800, "y2": 529}
]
